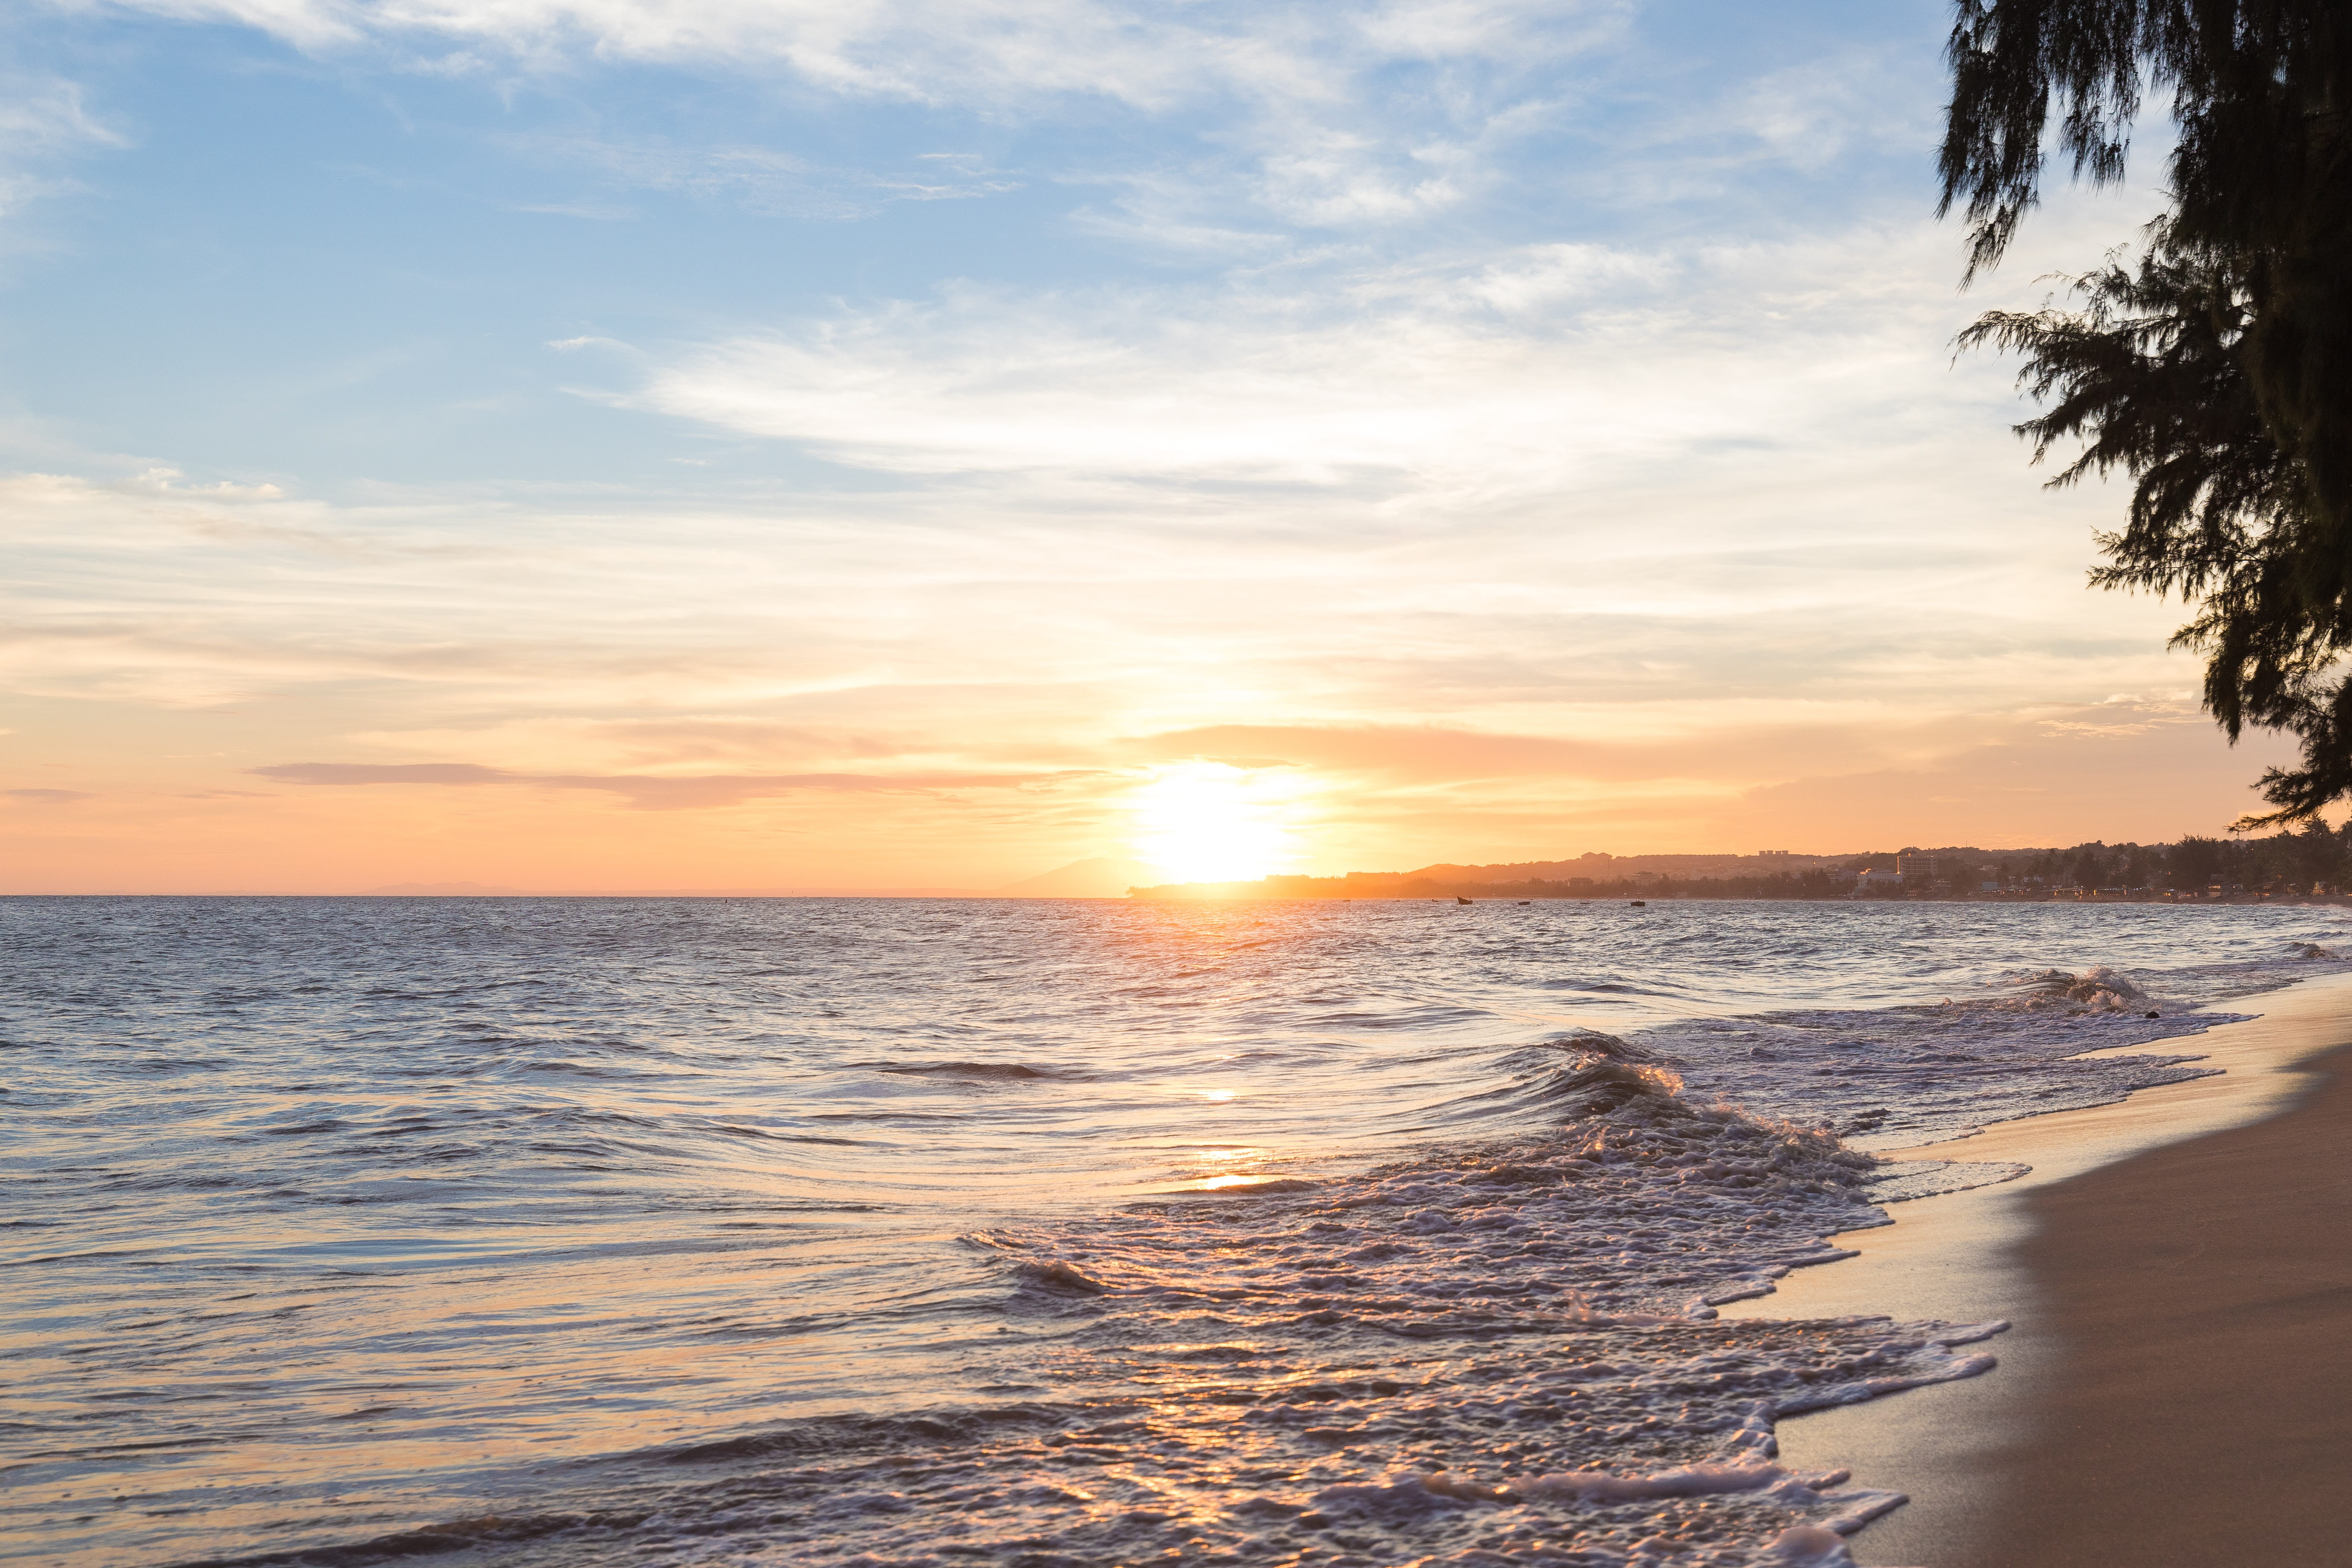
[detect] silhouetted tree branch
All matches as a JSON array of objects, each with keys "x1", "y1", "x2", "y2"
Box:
[{"x1": 1943, "y1": 2, "x2": 2352, "y2": 823}]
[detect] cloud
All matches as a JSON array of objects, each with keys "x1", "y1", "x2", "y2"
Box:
[
  {"x1": 0, "y1": 73, "x2": 129, "y2": 222},
  {"x1": 4, "y1": 787, "x2": 94, "y2": 802},
  {"x1": 249, "y1": 760, "x2": 1092, "y2": 809},
  {"x1": 0, "y1": 382, "x2": 2191, "y2": 753},
  {"x1": 255, "y1": 762, "x2": 508, "y2": 786},
  {"x1": 516, "y1": 202, "x2": 637, "y2": 221},
  {"x1": 94, "y1": 0, "x2": 1609, "y2": 105},
  {"x1": 90, "y1": 0, "x2": 1631, "y2": 248},
  {"x1": 1125, "y1": 721, "x2": 1879, "y2": 785},
  {"x1": 0, "y1": 76, "x2": 124, "y2": 151},
  {"x1": 505, "y1": 135, "x2": 1025, "y2": 222},
  {"x1": 346, "y1": 717, "x2": 915, "y2": 768},
  {"x1": 629, "y1": 228, "x2": 2006, "y2": 501}
]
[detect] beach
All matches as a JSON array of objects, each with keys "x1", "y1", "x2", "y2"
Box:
[
  {"x1": 1725, "y1": 969, "x2": 2352, "y2": 1566},
  {"x1": 1976, "y1": 1039, "x2": 2352, "y2": 1567}
]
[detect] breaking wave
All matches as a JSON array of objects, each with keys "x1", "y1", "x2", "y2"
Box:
[{"x1": 226, "y1": 1046, "x2": 2010, "y2": 1567}]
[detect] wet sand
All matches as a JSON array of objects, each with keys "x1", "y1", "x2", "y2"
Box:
[
  {"x1": 1970, "y1": 1039, "x2": 2352, "y2": 1567},
  {"x1": 1719, "y1": 970, "x2": 2352, "y2": 1567}
]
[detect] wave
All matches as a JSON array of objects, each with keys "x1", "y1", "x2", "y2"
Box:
[
  {"x1": 1645, "y1": 965, "x2": 2245, "y2": 1149},
  {"x1": 308, "y1": 1046, "x2": 1997, "y2": 1567},
  {"x1": 535, "y1": 980, "x2": 2274, "y2": 1566},
  {"x1": 870, "y1": 1060, "x2": 1094, "y2": 1081},
  {"x1": 1996, "y1": 964, "x2": 2152, "y2": 1013}
]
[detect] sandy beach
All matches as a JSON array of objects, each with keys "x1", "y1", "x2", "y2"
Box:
[
  {"x1": 1721, "y1": 969, "x2": 2352, "y2": 1567},
  {"x1": 1970, "y1": 1039, "x2": 2352, "y2": 1567}
]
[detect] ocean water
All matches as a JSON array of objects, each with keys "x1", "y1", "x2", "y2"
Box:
[{"x1": 5, "y1": 894, "x2": 2347, "y2": 1568}]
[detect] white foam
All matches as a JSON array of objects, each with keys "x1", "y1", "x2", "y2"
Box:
[
  {"x1": 1641, "y1": 965, "x2": 2251, "y2": 1150},
  {"x1": 368, "y1": 964, "x2": 2317, "y2": 1564},
  {"x1": 686, "y1": 1051, "x2": 2007, "y2": 1565}
]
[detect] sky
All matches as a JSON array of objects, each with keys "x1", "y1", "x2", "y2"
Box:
[{"x1": 0, "y1": 0, "x2": 2301, "y2": 893}]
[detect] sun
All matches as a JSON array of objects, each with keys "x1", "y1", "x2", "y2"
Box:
[{"x1": 1131, "y1": 762, "x2": 1298, "y2": 884}]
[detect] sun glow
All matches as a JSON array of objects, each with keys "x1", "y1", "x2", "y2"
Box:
[{"x1": 1131, "y1": 762, "x2": 1300, "y2": 884}]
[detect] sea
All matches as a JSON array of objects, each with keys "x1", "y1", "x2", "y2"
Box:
[{"x1": 6, "y1": 894, "x2": 2348, "y2": 1568}]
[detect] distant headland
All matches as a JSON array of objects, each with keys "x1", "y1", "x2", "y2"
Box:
[{"x1": 1128, "y1": 830, "x2": 2352, "y2": 904}]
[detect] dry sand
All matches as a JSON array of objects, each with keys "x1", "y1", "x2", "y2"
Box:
[{"x1": 1717, "y1": 970, "x2": 2352, "y2": 1567}]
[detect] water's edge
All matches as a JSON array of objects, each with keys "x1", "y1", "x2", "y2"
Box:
[{"x1": 1722, "y1": 969, "x2": 2352, "y2": 1567}]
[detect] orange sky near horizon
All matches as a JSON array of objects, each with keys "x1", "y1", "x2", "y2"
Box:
[{"x1": 0, "y1": 685, "x2": 2304, "y2": 894}]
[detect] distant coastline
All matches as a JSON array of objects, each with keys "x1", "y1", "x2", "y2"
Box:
[
  {"x1": 1129, "y1": 833, "x2": 2352, "y2": 904},
  {"x1": 30, "y1": 833, "x2": 2352, "y2": 902}
]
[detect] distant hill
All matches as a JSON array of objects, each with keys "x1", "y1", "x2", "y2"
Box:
[
  {"x1": 1125, "y1": 837, "x2": 2337, "y2": 902},
  {"x1": 996, "y1": 857, "x2": 1162, "y2": 898},
  {"x1": 1398, "y1": 852, "x2": 1851, "y2": 883}
]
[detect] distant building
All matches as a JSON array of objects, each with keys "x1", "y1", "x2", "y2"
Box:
[
  {"x1": 1856, "y1": 868, "x2": 1905, "y2": 892},
  {"x1": 1895, "y1": 850, "x2": 1935, "y2": 880},
  {"x1": 1757, "y1": 850, "x2": 1792, "y2": 858}
]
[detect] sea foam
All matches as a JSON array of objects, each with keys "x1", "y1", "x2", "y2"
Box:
[{"x1": 557, "y1": 1043, "x2": 2007, "y2": 1566}]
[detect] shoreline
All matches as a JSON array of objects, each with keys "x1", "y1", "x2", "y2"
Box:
[{"x1": 1719, "y1": 967, "x2": 2352, "y2": 1566}]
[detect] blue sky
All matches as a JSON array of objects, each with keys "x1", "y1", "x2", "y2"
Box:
[
  {"x1": 8, "y1": 1, "x2": 1944, "y2": 492},
  {"x1": 0, "y1": 0, "x2": 2286, "y2": 892}
]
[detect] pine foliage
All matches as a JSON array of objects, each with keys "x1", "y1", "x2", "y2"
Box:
[{"x1": 1942, "y1": 2, "x2": 2352, "y2": 822}]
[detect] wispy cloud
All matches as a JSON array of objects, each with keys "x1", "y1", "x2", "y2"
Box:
[
  {"x1": 0, "y1": 72, "x2": 129, "y2": 223},
  {"x1": 251, "y1": 760, "x2": 1095, "y2": 809},
  {"x1": 632, "y1": 230, "x2": 1974, "y2": 496},
  {"x1": 92, "y1": 0, "x2": 1614, "y2": 105},
  {"x1": 86, "y1": 0, "x2": 1629, "y2": 248},
  {"x1": 513, "y1": 200, "x2": 637, "y2": 220},
  {"x1": 0, "y1": 75, "x2": 126, "y2": 155},
  {"x1": 499, "y1": 134, "x2": 1025, "y2": 222}
]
